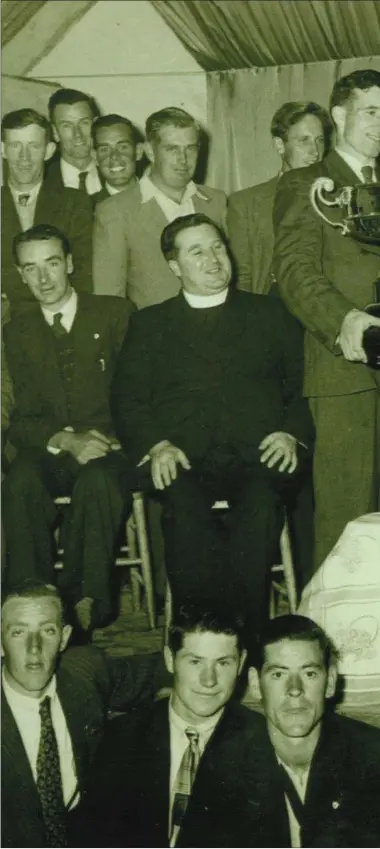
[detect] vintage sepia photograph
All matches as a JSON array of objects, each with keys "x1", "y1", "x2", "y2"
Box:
[{"x1": 1, "y1": 0, "x2": 380, "y2": 846}]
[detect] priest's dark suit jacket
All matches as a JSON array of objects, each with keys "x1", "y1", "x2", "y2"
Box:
[
  {"x1": 4, "y1": 293, "x2": 134, "y2": 451},
  {"x1": 1, "y1": 646, "x2": 161, "y2": 848},
  {"x1": 1, "y1": 184, "x2": 93, "y2": 316},
  {"x1": 111, "y1": 289, "x2": 314, "y2": 467},
  {"x1": 85, "y1": 696, "x2": 266, "y2": 848},
  {"x1": 227, "y1": 175, "x2": 279, "y2": 295}
]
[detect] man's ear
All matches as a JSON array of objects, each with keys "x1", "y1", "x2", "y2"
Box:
[
  {"x1": 168, "y1": 259, "x2": 181, "y2": 279},
  {"x1": 326, "y1": 663, "x2": 338, "y2": 699},
  {"x1": 248, "y1": 666, "x2": 262, "y2": 702},
  {"x1": 238, "y1": 649, "x2": 247, "y2": 675},
  {"x1": 164, "y1": 644, "x2": 174, "y2": 674},
  {"x1": 44, "y1": 140, "x2": 56, "y2": 162},
  {"x1": 144, "y1": 141, "x2": 155, "y2": 165},
  {"x1": 52, "y1": 124, "x2": 60, "y2": 144},
  {"x1": 273, "y1": 136, "x2": 285, "y2": 158},
  {"x1": 1, "y1": 141, "x2": 7, "y2": 160},
  {"x1": 135, "y1": 142, "x2": 144, "y2": 162},
  {"x1": 66, "y1": 254, "x2": 74, "y2": 276},
  {"x1": 59, "y1": 624, "x2": 73, "y2": 653},
  {"x1": 331, "y1": 105, "x2": 345, "y2": 135}
]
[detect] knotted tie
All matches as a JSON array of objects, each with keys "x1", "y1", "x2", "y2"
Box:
[
  {"x1": 171, "y1": 728, "x2": 200, "y2": 845},
  {"x1": 18, "y1": 193, "x2": 30, "y2": 206},
  {"x1": 52, "y1": 312, "x2": 67, "y2": 339},
  {"x1": 78, "y1": 170, "x2": 88, "y2": 192},
  {"x1": 361, "y1": 165, "x2": 375, "y2": 184},
  {"x1": 36, "y1": 696, "x2": 68, "y2": 847}
]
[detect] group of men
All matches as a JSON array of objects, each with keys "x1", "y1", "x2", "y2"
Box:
[
  {"x1": 2, "y1": 69, "x2": 380, "y2": 643},
  {"x1": 2, "y1": 581, "x2": 380, "y2": 847}
]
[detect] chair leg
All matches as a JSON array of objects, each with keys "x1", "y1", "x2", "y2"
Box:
[
  {"x1": 133, "y1": 492, "x2": 156, "y2": 629},
  {"x1": 164, "y1": 581, "x2": 172, "y2": 646},
  {"x1": 280, "y1": 519, "x2": 298, "y2": 613},
  {"x1": 127, "y1": 513, "x2": 141, "y2": 612}
]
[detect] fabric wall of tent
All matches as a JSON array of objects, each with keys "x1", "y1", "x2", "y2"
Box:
[{"x1": 2, "y1": 0, "x2": 380, "y2": 191}]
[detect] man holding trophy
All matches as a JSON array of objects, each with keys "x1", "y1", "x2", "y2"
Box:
[{"x1": 273, "y1": 69, "x2": 380, "y2": 567}]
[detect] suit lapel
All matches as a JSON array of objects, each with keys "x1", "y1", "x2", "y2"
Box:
[
  {"x1": 1, "y1": 687, "x2": 43, "y2": 821},
  {"x1": 138, "y1": 195, "x2": 168, "y2": 242},
  {"x1": 324, "y1": 149, "x2": 361, "y2": 188},
  {"x1": 56, "y1": 667, "x2": 87, "y2": 793}
]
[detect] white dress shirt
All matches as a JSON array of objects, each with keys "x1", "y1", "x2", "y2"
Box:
[
  {"x1": 9, "y1": 181, "x2": 42, "y2": 231},
  {"x1": 140, "y1": 170, "x2": 208, "y2": 222},
  {"x1": 60, "y1": 157, "x2": 102, "y2": 195},
  {"x1": 3, "y1": 670, "x2": 80, "y2": 809},
  {"x1": 168, "y1": 699, "x2": 223, "y2": 843},
  {"x1": 277, "y1": 757, "x2": 310, "y2": 849},
  {"x1": 183, "y1": 289, "x2": 229, "y2": 309},
  {"x1": 335, "y1": 148, "x2": 377, "y2": 182},
  {"x1": 41, "y1": 287, "x2": 78, "y2": 333}
]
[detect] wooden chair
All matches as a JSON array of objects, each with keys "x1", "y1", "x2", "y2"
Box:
[{"x1": 54, "y1": 490, "x2": 156, "y2": 629}]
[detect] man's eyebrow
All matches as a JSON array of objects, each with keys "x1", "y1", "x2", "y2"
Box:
[
  {"x1": 263, "y1": 662, "x2": 323, "y2": 671},
  {"x1": 6, "y1": 618, "x2": 58, "y2": 629},
  {"x1": 22, "y1": 254, "x2": 62, "y2": 266}
]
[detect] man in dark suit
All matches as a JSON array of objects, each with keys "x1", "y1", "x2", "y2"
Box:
[
  {"x1": 1, "y1": 108, "x2": 93, "y2": 316},
  {"x1": 93, "y1": 107, "x2": 228, "y2": 307},
  {"x1": 3, "y1": 224, "x2": 135, "y2": 634},
  {"x1": 45, "y1": 88, "x2": 104, "y2": 198},
  {"x1": 181, "y1": 614, "x2": 380, "y2": 848},
  {"x1": 91, "y1": 113, "x2": 144, "y2": 207},
  {"x1": 273, "y1": 69, "x2": 380, "y2": 566},
  {"x1": 1, "y1": 581, "x2": 161, "y2": 848},
  {"x1": 86, "y1": 602, "x2": 267, "y2": 848},
  {"x1": 112, "y1": 213, "x2": 314, "y2": 635},
  {"x1": 227, "y1": 101, "x2": 330, "y2": 295}
]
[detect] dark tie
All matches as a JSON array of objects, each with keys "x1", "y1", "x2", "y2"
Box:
[
  {"x1": 171, "y1": 728, "x2": 200, "y2": 843},
  {"x1": 18, "y1": 193, "x2": 30, "y2": 206},
  {"x1": 36, "y1": 696, "x2": 68, "y2": 847},
  {"x1": 278, "y1": 764, "x2": 305, "y2": 829},
  {"x1": 361, "y1": 165, "x2": 375, "y2": 184},
  {"x1": 52, "y1": 312, "x2": 67, "y2": 339},
  {"x1": 78, "y1": 170, "x2": 88, "y2": 192}
]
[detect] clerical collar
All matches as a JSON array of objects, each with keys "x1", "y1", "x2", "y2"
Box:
[
  {"x1": 182, "y1": 288, "x2": 229, "y2": 309},
  {"x1": 335, "y1": 147, "x2": 376, "y2": 182}
]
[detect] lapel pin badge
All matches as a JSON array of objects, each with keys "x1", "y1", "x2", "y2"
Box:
[
  {"x1": 332, "y1": 801, "x2": 340, "y2": 810},
  {"x1": 94, "y1": 333, "x2": 100, "y2": 339},
  {"x1": 99, "y1": 358, "x2": 105, "y2": 372}
]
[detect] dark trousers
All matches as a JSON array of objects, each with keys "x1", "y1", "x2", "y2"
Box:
[
  {"x1": 2, "y1": 448, "x2": 134, "y2": 622},
  {"x1": 140, "y1": 449, "x2": 303, "y2": 637}
]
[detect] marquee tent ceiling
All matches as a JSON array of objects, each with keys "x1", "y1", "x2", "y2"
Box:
[{"x1": 1, "y1": 0, "x2": 379, "y2": 73}]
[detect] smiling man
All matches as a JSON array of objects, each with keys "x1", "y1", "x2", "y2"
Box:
[
  {"x1": 112, "y1": 213, "x2": 314, "y2": 642},
  {"x1": 91, "y1": 114, "x2": 144, "y2": 205},
  {"x1": 93, "y1": 106, "x2": 227, "y2": 306},
  {"x1": 273, "y1": 69, "x2": 380, "y2": 567},
  {"x1": 3, "y1": 224, "x2": 135, "y2": 637},
  {"x1": 1, "y1": 581, "x2": 162, "y2": 848},
  {"x1": 45, "y1": 88, "x2": 103, "y2": 196}
]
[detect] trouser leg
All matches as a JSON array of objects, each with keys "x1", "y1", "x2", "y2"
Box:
[
  {"x1": 2, "y1": 449, "x2": 75, "y2": 588},
  {"x1": 160, "y1": 467, "x2": 226, "y2": 610},
  {"x1": 309, "y1": 390, "x2": 379, "y2": 568},
  {"x1": 227, "y1": 467, "x2": 283, "y2": 640},
  {"x1": 285, "y1": 466, "x2": 315, "y2": 592},
  {"x1": 59, "y1": 452, "x2": 134, "y2": 622}
]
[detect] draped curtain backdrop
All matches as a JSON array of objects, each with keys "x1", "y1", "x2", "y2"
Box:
[{"x1": 151, "y1": 0, "x2": 380, "y2": 191}]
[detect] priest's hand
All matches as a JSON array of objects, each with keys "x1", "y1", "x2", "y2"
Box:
[
  {"x1": 259, "y1": 431, "x2": 298, "y2": 473},
  {"x1": 149, "y1": 440, "x2": 191, "y2": 490}
]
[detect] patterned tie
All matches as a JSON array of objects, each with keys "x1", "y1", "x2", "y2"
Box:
[
  {"x1": 18, "y1": 193, "x2": 30, "y2": 206},
  {"x1": 78, "y1": 170, "x2": 88, "y2": 192},
  {"x1": 52, "y1": 312, "x2": 67, "y2": 339},
  {"x1": 36, "y1": 697, "x2": 68, "y2": 847},
  {"x1": 361, "y1": 165, "x2": 375, "y2": 184},
  {"x1": 171, "y1": 728, "x2": 200, "y2": 845}
]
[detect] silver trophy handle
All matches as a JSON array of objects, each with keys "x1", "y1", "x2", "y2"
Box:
[{"x1": 310, "y1": 177, "x2": 351, "y2": 235}]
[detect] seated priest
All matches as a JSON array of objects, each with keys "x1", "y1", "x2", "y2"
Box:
[
  {"x1": 2, "y1": 224, "x2": 136, "y2": 637},
  {"x1": 111, "y1": 213, "x2": 314, "y2": 644}
]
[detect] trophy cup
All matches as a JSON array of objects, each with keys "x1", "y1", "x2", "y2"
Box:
[{"x1": 310, "y1": 177, "x2": 380, "y2": 369}]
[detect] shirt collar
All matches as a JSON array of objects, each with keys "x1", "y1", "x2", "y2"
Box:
[
  {"x1": 41, "y1": 288, "x2": 77, "y2": 325},
  {"x1": 139, "y1": 169, "x2": 202, "y2": 205},
  {"x1": 183, "y1": 288, "x2": 229, "y2": 309},
  {"x1": 60, "y1": 156, "x2": 98, "y2": 181},
  {"x1": 335, "y1": 147, "x2": 376, "y2": 181},
  {"x1": 9, "y1": 181, "x2": 42, "y2": 205},
  {"x1": 2, "y1": 667, "x2": 57, "y2": 711},
  {"x1": 169, "y1": 697, "x2": 224, "y2": 736},
  {"x1": 105, "y1": 181, "x2": 122, "y2": 195}
]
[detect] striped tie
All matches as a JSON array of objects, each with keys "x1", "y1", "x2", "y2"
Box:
[{"x1": 171, "y1": 728, "x2": 200, "y2": 845}]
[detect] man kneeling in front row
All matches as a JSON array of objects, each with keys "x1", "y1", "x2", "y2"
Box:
[
  {"x1": 3, "y1": 224, "x2": 135, "y2": 635},
  {"x1": 111, "y1": 212, "x2": 315, "y2": 639}
]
